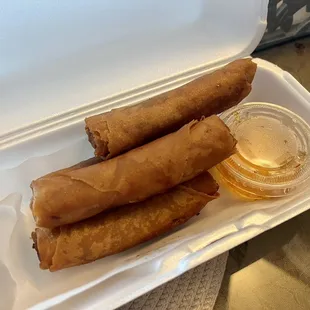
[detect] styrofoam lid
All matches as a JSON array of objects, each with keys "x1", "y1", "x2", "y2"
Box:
[{"x1": 0, "y1": 0, "x2": 267, "y2": 135}]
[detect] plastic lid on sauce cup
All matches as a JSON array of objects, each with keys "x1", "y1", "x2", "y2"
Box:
[{"x1": 216, "y1": 102, "x2": 310, "y2": 198}]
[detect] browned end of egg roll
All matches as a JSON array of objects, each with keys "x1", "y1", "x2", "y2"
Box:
[
  {"x1": 31, "y1": 115, "x2": 236, "y2": 228},
  {"x1": 85, "y1": 58, "x2": 256, "y2": 158},
  {"x1": 32, "y1": 172, "x2": 219, "y2": 271}
]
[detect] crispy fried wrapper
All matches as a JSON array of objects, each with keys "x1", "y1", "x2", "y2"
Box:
[
  {"x1": 31, "y1": 116, "x2": 236, "y2": 228},
  {"x1": 85, "y1": 58, "x2": 256, "y2": 158},
  {"x1": 43, "y1": 157, "x2": 102, "y2": 177},
  {"x1": 32, "y1": 172, "x2": 219, "y2": 271}
]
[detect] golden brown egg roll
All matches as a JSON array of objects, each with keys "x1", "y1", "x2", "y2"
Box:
[
  {"x1": 85, "y1": 58, "x2": 256, "y2": 158},
  {"x1": 43, "y1": 157, "x2": 102, "y2": 178},
  {"x1": 31, "y1": 115, "x2": 236, "y2": 228},
  {"x1": 32, "y1": 172, "x2": 219, "y2": 271}
]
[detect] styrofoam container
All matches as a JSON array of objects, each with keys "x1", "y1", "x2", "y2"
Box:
[{"x1": 1, "y1": 1, "x2": 310, "y2": 309}]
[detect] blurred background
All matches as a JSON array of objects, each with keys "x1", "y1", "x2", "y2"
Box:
[{"x1": 257, "y1": 0, "x2": 310, "y2": 50}]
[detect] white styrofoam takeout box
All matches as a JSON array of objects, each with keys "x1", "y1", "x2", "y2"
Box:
[{"x1": 1, "y1": 1, "x2": 310, "y2": 309}]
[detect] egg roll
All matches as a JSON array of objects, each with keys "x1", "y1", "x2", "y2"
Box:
[
  {"x1": 85, "y1": 58, "x2": 256, "y2": 158},
  {"x1": 32, "y1": 172, "x2": 219, "y2": 271},
  {"x1": 31, "y1": 115, "x2": 236, "y2": 228},
  {"x1": 43, "y1": 157, "x2": 102, "y2": 178}
]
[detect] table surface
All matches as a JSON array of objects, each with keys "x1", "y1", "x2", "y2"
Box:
[{"x1": 214, "y1": 36, "x2": 310, "y2": 310}]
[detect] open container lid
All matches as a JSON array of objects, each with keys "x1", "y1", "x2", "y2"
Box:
[{"x1": 1, "y1": 0, "x2": 267, "y2": 138}]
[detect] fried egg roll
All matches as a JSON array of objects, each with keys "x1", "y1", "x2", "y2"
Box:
[
  {"x1": 43, "y1": 157, "x2": 102, "y2": 178},
  {"x1": 31, "y1": 115, "x2": 235, "y2": 228},
  {"x1": 32, "y1": 172, "x2": 219, "y2": 271},
  {"x1": 85, "y1": 58, "x2": 256, "y2": 158}
]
